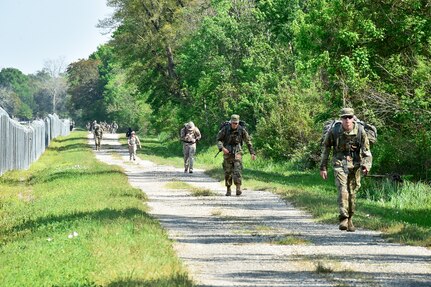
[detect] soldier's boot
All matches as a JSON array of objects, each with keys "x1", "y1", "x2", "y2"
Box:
[
  {"x1": 225, "y1": 186, "x2": 231, "y2": 196},
  {"x1": 347, "y1": 217, "x2": 356, "y2": 232},
  {"x1": 236, "y1": 185, "x2": 242, "y2": 196},
  {"x1": 339, "y1": 216, "x2": 348, "y2": 231}
]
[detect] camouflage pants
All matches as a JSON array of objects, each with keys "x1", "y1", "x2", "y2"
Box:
[
  {"x1": 128, "y1": 144, "x2": 137, "y2": 160},
  {"x1": 94, "y1": 137, "x2": 102, "y2": 150},
  {"x1": 223, "y1": 153, "x2": 243, "y2": 187},
  {"x1": 334, "y1": 166, "x2": 361, "y2": 219},
  {"x1": 183, "y1": 143, "x2": 196, "y2": 171}
]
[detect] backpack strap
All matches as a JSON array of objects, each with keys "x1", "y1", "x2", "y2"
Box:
[
  {"x1": 356, "y1": 122, "x2": 363, "y2": 148},
  {"x1": 223, "y1": 124, "x2": 244, "y2": 146}
]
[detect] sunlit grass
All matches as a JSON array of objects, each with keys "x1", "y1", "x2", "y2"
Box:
[
  {"x1": 0, "y1": 131, "x2": 194, "y2": 287},
  {"x1": 270, "y1": 234, "x2": 311, "y2": 245},
  {"x1": 164, "y1": 181, "x2": 216, "y2": 196},
  {"x1": 165, "y1": 181, "x2": 192, "y2": 189},
  {"x1": 190, "y1": 187, "x2": 215, "y2": 197}
]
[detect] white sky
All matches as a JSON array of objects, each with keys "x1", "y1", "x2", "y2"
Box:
[{"x1": 0, "y1": 0, "x2": 114, "y2": 75}]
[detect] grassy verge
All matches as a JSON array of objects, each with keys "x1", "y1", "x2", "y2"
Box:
[
  {"x1": 0, "y1": 131, "x2": 194, "y2": 286},
  {"x1": 135, "y1": 135, "x2": 431, "y2": 248}
]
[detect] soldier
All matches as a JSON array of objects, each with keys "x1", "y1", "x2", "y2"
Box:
[
  {"x1": 93, "y1": 122, "x2": 103, "y2": 151},
  {"x1": 217, "y1": 114, "x2": 256, "y2": 196},
  {"x1": 320, "y1": 108, "x2": 372, "y2": 232},
  {"x1": 126, "y1": 127, "x2": 132, "y2": 138},
  {"x1": 111, "y1": 121, "x2": 119, "y2": 133},
  {"x1": 180, "y1": 121, "x2": 201, "y2": 173},
  {"x1": 127, "y1": 131, "x2": 141, "y2": 161}
]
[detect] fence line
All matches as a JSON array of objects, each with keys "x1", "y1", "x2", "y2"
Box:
[{"x1": 0, "y1": 107, "x2": 71, "y2": 176}]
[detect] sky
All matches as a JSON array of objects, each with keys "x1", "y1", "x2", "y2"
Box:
[{"x1": 0, "y1": 0, "x2": 114, "y2": 75}]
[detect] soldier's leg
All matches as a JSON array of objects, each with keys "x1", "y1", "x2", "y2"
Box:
[
  {"x1": 188, "y1": 144, "x2": 196, "y2": 173},
  {"x1": 334, "y1": 167, "x2": 349, "y2": 230},
  {"x1": 223, "y1": 156, "x2": 234, "y2": 196},
  {"x1": 347, "y1": 167, "x2": 361, "y2": 232},
  {"x1": 233, "y1": 155, "x2": 243, "y2": 196},
  {"x1": 128, "y1": 146, "x2": 133, "y2": 160},
  {"x1": 183, "y1": 144, "x2": 189, "y2": 172},
  {"x1": 133, "y1": 145, "x2": 137, "y2": 160}
]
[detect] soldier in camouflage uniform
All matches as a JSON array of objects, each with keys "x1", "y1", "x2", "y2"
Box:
[
  {"x1": 93, "y1": 122, "x2": 103, "y2": 151},
  {"x1": 217, "y1": 114, "x2": 256, "y2": 196},
  {"x1": 127, "y1": 131, "x2": 141, "y2": 161},
  {"x1": 180, "y1": 121, "x2": 201, "y2": 173},
  {"x1": 320, "y1": 108, "x2": 372, "y2": 232}
]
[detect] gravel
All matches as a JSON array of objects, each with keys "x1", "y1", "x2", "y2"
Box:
[{"x1": 91, "y1": 133, "x2": 431, "y2": 287}]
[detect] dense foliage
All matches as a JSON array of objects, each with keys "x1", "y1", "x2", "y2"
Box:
[
  {"x1": 0, "y1": 67, "x2": 68, "y2": 119},
  {"x1": 66, "y1": 0, "x2": 430, "y2": 181}
]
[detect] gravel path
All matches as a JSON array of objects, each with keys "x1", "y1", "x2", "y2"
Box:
[{"x1": 91, "y1": 133, "x2": 431, "y2": 287}]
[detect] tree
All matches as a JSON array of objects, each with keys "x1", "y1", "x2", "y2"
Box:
[
  {"x1": 43, "y1": 57, "x2": 68, "y2": 114},
  {"x1": 66, "y1": 58, "x2": 106, "y2": 123},
  {"x1": 0, "y1": 68, "x2": 34, "y2": 119}
]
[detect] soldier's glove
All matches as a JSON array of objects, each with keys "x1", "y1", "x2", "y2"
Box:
[{"x1": 362, "y1": 166, "x2": 369, "y2": 176}]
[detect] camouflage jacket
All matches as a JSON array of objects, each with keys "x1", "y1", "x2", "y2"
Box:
[
  {"x1": 93, "y1": 125, "x2": 103, "y2": 138},
  {"x1": 216, "y1": 125, "x2": 255, "y2": 155},
  {"x1": 128, "y1": 135, "x2": 141, "y2": 147},
  {"x1": 180, "y1": 126, "x2": 201, "y2": 144},
  {"x1": 320, "y1": 122, "x2": 372, "y2": 171}
]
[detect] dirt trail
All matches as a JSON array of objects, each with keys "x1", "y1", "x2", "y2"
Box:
[{"x1": 90, "y1": 133, "x2": 431, "y2": 287}]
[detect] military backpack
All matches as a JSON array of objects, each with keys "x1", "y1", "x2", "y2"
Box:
[
  {"x1": 219, "y1": 120, "x2": 247, "y2": 146},
  {"x1": 321, "y1": 119, "x2": 377, "y2": 147}
]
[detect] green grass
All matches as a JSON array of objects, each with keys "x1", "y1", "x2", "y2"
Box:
[
  {"x1": 270, "y1": 235, "x2": 310, "y2": 245},
  {"x1": 0, "y1": 131, "x2": 194, "y2": 287},
  {"x1": 164, "y1": 181, "x2": 215, "y2": 197},
  {"x1": 134, "y1": 135, "x2": 431, "y2": 248}
]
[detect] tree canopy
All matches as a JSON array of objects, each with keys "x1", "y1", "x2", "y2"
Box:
[{"x1": 63, "y1": 0, "x2": 430, "y2": 180}]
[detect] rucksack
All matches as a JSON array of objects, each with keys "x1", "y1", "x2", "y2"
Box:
[
  {"x1": 219, "y1": 120, "x2": 247, "y2": 146},
  {"x1": 321, "y1": 119, "x2": 377, "y2": 147}
]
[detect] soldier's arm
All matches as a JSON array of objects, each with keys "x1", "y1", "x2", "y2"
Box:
[
  {"x1": 319, "y1": 131, "x2": 333, "y2": 171},
  {"x1": 194, "y1": 128, "x2": 202, "y2": 142},
  {"x1": 180, "y1": 128, "x2": 186, "y2": 141},
  {"x1": 216, "y1": 128, "x2": 225, "y2": 151},
  {"x1": 242, "y1": 129, "x2": 255, "y2": 155}
]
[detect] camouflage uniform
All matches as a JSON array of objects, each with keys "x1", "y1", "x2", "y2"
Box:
[
  {"x1": 93, "y1": 123, "x2": 103, "y2": 151},
  {"x1": 217, "y1": 114, "x2": 255, "y2": 196},
  {"x1": 320, "y1": 108, "x2": 372, "y2": 231},
  {"x1": 180, "y1": 122, "x2": 201, "y2": 173},
  {"x1": 128, "y1": 132, "x2": 141, "y2": 161}
]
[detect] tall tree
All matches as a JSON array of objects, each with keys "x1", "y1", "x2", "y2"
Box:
[
  {"x1": 0, "y1": 68, "x2": 34, "y2": 119},
  {"x1": 43, "y1": 57, "x2": 68, "y2": 114},
  {"x1": 66, "y1": 58, "x2": 106, "y2": 123}
]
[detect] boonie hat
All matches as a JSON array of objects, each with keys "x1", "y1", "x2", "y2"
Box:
[
  {"x1": 340, "y1": 108, "x2": 355, "y2": 117},
  {"x1": 186, "y1": 121, "x2": 195, "y2": 130},
  {"x1": 230, "y1": 114, "x2": 240, "y2": 123}
]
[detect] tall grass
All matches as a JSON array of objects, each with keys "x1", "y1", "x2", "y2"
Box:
[
  {"x1": 0, "y1": 131, "x2": 194, "y2": 286},
  {"x1": 136, "y1": 136, "x2": 431, "y2": 247}
]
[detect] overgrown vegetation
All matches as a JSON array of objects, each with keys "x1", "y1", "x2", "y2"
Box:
[
  {"x1": 0, "y1": 131, "x2": 194, "y2": 286},
  {"x1": 64, "y1": 0, "x2": 431, "y2": 182}
]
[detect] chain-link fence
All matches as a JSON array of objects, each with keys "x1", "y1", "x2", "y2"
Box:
[{"x1": 0, "y1": 107, "x2": 71, "y2": 176}]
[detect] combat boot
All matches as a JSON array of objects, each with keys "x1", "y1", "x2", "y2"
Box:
[
  {"x1": 339, "y1": 217, "x2": 348, "y2": 231},
  {"x1": 347, "y1": 217, "x2": 356, "y2": 232},
  {"x1": 236, "y1": 185, "x2": 242, "y2": 196},
  {"x1": 225, "y1": 186, "x2": 231, "y2": 196}
]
